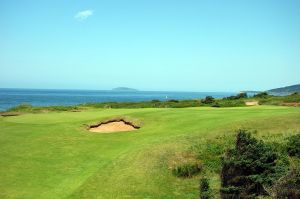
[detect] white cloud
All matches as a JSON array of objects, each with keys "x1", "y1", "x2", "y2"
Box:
[{"x1": 74, "y1": 10, "x2": 93, "y2": 21}]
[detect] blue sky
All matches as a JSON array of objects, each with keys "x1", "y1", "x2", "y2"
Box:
[{"x1": 0, "y1": 0, "x2": 299, "y2": 91}]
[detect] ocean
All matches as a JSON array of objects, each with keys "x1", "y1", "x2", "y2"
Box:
[{"x1": 0, "y1": 88, "x2": 237, "y2": 111}]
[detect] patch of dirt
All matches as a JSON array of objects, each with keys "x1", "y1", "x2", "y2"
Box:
[
  {"x1": 70, "y1": 110, "x2": 81, "y2": 112},
  {"x1": 89, "y1": 119, "x2": 140, "y2": 133},
  {"x1": 0, "y1": 112, "x2": 21, "y2": 117},
  {"x1": 281, "y1": 102, "x2": 300, "y2": 107},
  {"x1": 245, "y1": 101, "x2": 259, "y2": 106}
]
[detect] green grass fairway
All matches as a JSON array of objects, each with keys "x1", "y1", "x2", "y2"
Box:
[{"x1": 1, "y1": 106, "x2": 300, "y2": 199}]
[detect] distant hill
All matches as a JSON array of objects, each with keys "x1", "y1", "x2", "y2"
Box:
[
  {"x1": 112, "y1": 87, "x2": 138, "y2": 91},
  {"x1": 268, "y1": 84, "x2": 300, "y2": 94}
]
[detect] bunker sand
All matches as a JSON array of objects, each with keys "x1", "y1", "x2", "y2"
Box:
[
  {"x1": 89, "y1": 120, "x2": 139, "y2": 133},
  {"x1": 245, "y1": 101, "x2": 259, "y2": 106}
]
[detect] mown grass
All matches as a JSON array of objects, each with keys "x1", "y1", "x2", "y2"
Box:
[{"x1": 0, "y1": 106, "x2": 299, "y2": 198}]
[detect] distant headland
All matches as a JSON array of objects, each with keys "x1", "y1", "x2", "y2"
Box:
[
  {"x1": 112, "y1": 87, "x2": 138, "y2": 91},
  {"x1": 242, "y1": 83, "x2": 300, "y2": 95},
  {"x1": 268, "y1": 84, "x2": 300, "y2": 94}
]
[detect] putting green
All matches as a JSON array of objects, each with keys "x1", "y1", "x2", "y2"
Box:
[{"x1": 1, "y1": 106, "x2": 300, "y2": 199}]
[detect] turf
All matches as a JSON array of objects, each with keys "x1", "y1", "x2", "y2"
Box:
[{"x1": 0, "y1": 106, "x2": 300, "y2": 199}]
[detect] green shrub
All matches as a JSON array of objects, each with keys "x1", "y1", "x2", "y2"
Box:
[
  {"x1": 211, "y1": 102, "x2": 220, "y2": 107},
  {"x1": 199, "y1": 178, "x2": 212, "y2": 199},
  {"x1": 217, "y1": 100, "x2": 245, "y2": 107},
  {"x1": 224, "y1": 92, "x2": 247, "y2": 100},
  {"x1": 237, "y1": 92, "x2": 247, "y2": 99},
  {"x1": 286, "y1": 134, "x2": 300, "y2": 157},
  {"x1": 8, "y1": 103, "x2": 33, "y2": 112},
  {"x1": 172, "y1": 162, "x2": 202, "y2": 177},
  {"x1": 257, "y1": 93, "x2": 300, "y2": 105},
  {"x1": 202, "y1": 96, "x2": 215, "y2": 104},
  {"x1": 220, "y1": 129, "x2": 278, "y2": 198},
  {"x1": 253, "y1": 92, "x2": 269, "y2": 98},
  {"x1": 191, "y1": 135, "x2": 235, "y2": 173},
  {"x1": 167, "y1": 99, "x2": 179, "y2": 103},
  {"x1": 270, "y1": 166, "x2": 300, "y2": 198},
  {"x1": 46, "y1": 106, "x2": 79, "y2": 111},
  {"x1": 151, "y1": 99, "x2": 161, "y2": 103}
]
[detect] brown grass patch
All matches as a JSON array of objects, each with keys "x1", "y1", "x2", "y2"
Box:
[{"x1": 0, "y1": 112, "x2": 21, "y2": 117}]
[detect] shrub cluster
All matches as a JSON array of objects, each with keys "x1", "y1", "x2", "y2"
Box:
[
  {"x1": 286, "y1": 134, "x2": 300, "y2": 157},
  {"x1": 85, "y1": 100, "x2": 202, "y2": 109},
  {"x1": 7, "y1": 103, "x2": 80, "y2": 112},
  {"x1": 253, "y1": 92, "x2": 269, "y2": 98},
  {"x1": 216, "y1": 100, "x2": 245, "y2": 107},
  {"x1": 199, "y1": 178, "x2": 212, "y2": 199},
  {"x1": 220, "y1": 129, "x2": 278, "y2": 198},
  {"x1": 8, "y1": 103, "x2": 33, "y2": 112},
  {"x1": 270, "y1": 166, "x2": 300, "y2": 198},
  {"x1": 201, "y1": 96, "x2": 215, "y2": 104},
  {"x1": 172, "y1": 162, "x2": 202, "y2": 177},
  {"x1": 223, "y1": 92, "x2": 247, "y2": 100},
  {"x1": 258, "y1": 92, "x2": 300, "y2": 105}
]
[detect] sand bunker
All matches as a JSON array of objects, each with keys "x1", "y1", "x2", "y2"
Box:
[
  {"x1": 245, "y1": 101, "x2": 259, "y2": 106},
  {"x1": 89, "y1": 119, "x2": 139, "y2": 133}
]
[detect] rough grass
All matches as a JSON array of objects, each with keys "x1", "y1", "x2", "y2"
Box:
[{"x1": 0, "y1": 106, "x2": 300, "y2": 199}]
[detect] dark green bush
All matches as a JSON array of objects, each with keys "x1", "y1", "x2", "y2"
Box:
[
  {"x1": 286, "y1": 134, "x2": 300, "y2": 157},
  {"x1": 217, "y1": 100, "x2": 245, "y2": 107},
  {"x1": 46, "y1": 106, "x2": 79, "y2": 111},
  {"x1": 151, "y1": 99, "x2": 161, "y2": 103},
  {"x1": 271, "y1": 166, "x2": 300, "y2": 198},
  {"x1": 202, "y1": 96, "x2": 215, "y2": 104},
  {"x1": 224, "y1": 92, "x2": 247, "y2": 100},
  {"x1": 211, "y1": 102, "x2": 220, "y2": 107},
  {"x1": 167, "y1": 99, "x2": 179, "y2": 103},
  {"x1": 172, "y1": 162, "x2": 202, "y2": 177},
  {"x1": 237, "y1": 92, "x2": 247, "y2": 99},
  {"x1": 85, "y1": 100, "x2": 202, "y2": 109},
  {"x1": 257, "y1": 93, "x2": 300, "y2": 105},
  {"x1": 199, "y1": 178, "x2": 212, "y2": 199},
  {"x1": 220, "y1": 129, "x2": 278, "y2": 199},
  {"x1": 8, "y1": 103, "x2": 33, "y2": 112},
  {"x1": 253, "y1": 92, "x2": 269, "y2": 98}
]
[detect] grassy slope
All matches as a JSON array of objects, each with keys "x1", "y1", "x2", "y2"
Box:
[{"x1": 0, "y1": 106, "x2": 300, "y2": 199}]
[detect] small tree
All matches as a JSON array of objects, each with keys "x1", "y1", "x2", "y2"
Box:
[
  {"x1": 202, "y1": 96, "x2": 215, "y2": 104},
  {"x1": 271, "y1": 166, "x2": 300, "y2": 198},
  {"x1": 236, "y1": 92, "x2": 247, "y2": 99},
  {"x1": 253, "y1": 92, "x2": 269, "y2": 98},
  {"x1": 220, "y1": 129, "x2": 278, "y2": 198},
  {"x1": 199, "y1": 178, "x2": 212, "y2": 199},
  {"x1": 223, "y1": 92, "x2": 247, "y2": 100},
  {"x1": 286, "y1": 134, "x2": 300, "y2": 157}
]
